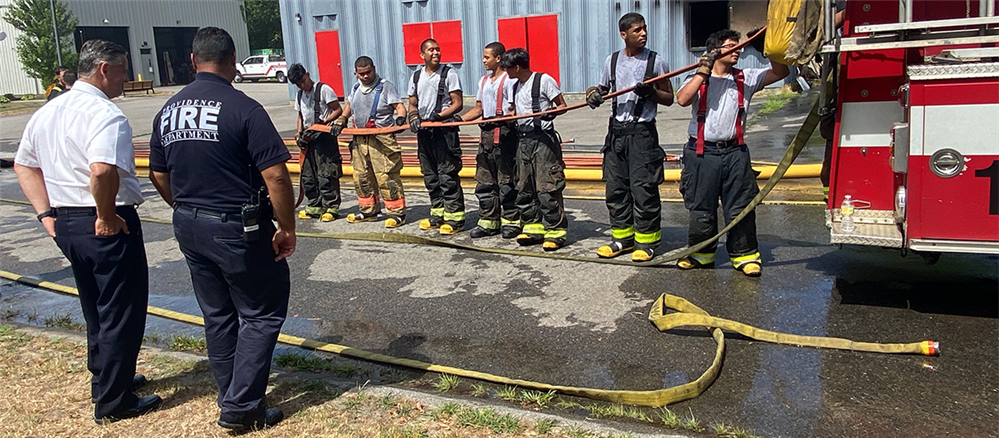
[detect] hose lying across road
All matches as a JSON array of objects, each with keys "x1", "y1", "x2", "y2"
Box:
[{"x1": 0, "y1": 29, "x2": 939, "y2": 407}]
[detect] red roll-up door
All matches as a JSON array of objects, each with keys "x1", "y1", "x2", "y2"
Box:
[
  {"x1": 497, "y1": 14, "x2": 560, "y2": 84},
  {"x1": 314, "y1": 30, "x2": 344, "y2": 97}
]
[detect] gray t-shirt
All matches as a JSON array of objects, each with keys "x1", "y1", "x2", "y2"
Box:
[
  {"x1": 347, "y1": 78, "x2": 402, "y2": 128},
  {"x1": 599, "y1": 48, "x2": 670, "y2": 123},
  {"x1": 407, "y1": 66, "x2": 462, "y2": 120},
  {"x1": 513, "y1": 72, "x2": 561, "y2": 132},
  {"x1": 475, "y1": 72, "x2": 515, "y2": 120},
  {"x1": 683, "y1": 68, "x2": 768, "y2": 142},
  {"x1": 295, "y1": 82, "x2": 339, "y2": 126}
]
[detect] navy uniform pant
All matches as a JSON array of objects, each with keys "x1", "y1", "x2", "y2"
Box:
[
  {"x1": 680, "y1": 140, "x2": 760, "y2": 258},
  {"x1": 417, "y1": 127, "x2": 465, "y2": 226},
  {"x1": 173, "y1": 205, "x2": 289, "y2": 418},
  {"x1": 301, "y1": 132, "x2": 343, "y2": 212},
  {"x1": 602, "y1": 120, "x2": 665, "y2": 247},
  {"x1": 53, "y1": 206, "x2": 148, "y2": 420},
  {"x1": 474, "y1": 126, "x2": 519, "y2": 230}
]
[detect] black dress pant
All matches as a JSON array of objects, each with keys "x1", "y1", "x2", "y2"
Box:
[
  {"x1": 173, "y1": 205, "x2": 289, "y2": 418},
  {"x1": 53, "y1": 206, "x2": 148, "y2": 420}
]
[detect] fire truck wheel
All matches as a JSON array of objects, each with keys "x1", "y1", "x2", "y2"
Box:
[{"x1": 917, "y1": 251, "x2": 941, "y2": 265}]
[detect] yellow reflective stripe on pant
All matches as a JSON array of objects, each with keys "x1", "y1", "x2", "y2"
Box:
[
  {"x1": 523, "y1": 223, "x2": 545, "y2": 235},
  {"x1": 611, "y1": 226, "x2": 635, "y2": 240},
  {"x1": 443, "y1": 211, "x2": 465, "y2": 222},
  {"x1": 689, "y1": 252, "x2": 716, "y2": 265},
  {"x1": 501, "y1": 218, "x2": 521, "y2": 228},
  {"x1": 544, "y1": 228, "x2": 567, "y2": 239},
  {"x1": 477, "y1": 219, "x2": 500, "y2": 230},
  {"x1": 635, "y1": 230, "x2": 661, "y2": 244},
  {"x1": 729, "y1": 252, "x2": 761, "y2": 268},
  {"x1": 430, "y1": 207, "x2": 444, "y2": 217}
]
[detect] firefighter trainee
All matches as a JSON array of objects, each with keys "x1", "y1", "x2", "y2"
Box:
[
  {"x1": 501, "y1": 48, "x2": 570, "y2": 251},
  {"x1": 461, "y1": 41, "x2": 522, "y2": 239},
  {"x1": 148, "y1": 27, "x2": 296, "y2": 430},
  {"x1": 675, "y1": 29, "x2": 789, "y2": 277},
  {"x1": 585, "y1": 12, "x2": 675, "y2": 262},
  {"x1": 407, "y1": 38, "x2": 466, "y2": 235},
  {"x1": 289, "y1": 63, "x2": 344, "y2": 222},
  {"x1": 331, "y1": 56, "x2": 409, "y2": 228}
]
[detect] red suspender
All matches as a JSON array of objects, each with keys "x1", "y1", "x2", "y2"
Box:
[
  {"x1": 696, "y1": 81, "x2": 708, "y2": 156},
  {"x1": 734, "y1": 69, "x2": 746, "y2": 146},
  {"x1": 695, "y1": 68, "x2": 745, "y2": 156},
  {"x1": 493, "y1": 74, "x2": 506, "y2": 138}
]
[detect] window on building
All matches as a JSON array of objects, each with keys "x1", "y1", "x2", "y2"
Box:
[
  {"x1": 688, "y1": 1, "x2": 730, "y2": 50},
  {"x1": 402, "y1": 20, "x2": 464, "y2": 65}
]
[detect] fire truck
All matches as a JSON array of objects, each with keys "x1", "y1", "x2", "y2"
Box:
[{"x1": 823, "y1": 0, "x2": 999, "y2": 258}]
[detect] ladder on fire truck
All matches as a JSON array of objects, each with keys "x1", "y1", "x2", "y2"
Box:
[{"x1": 822, "y1": 0, "x2": 999, "y2": 54}]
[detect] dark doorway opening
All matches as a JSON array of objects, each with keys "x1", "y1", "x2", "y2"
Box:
[
  {"x1": 153, "y1": 27, "x2": 198, "y2": 86},
  {"x1": 75, "y1": 26, "x2": 133, "y2": 80},
  {"x1": 688, "y1": 1, "x2": 730, "y2": 50}
]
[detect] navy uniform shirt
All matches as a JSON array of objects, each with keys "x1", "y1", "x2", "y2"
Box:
[{"x1": 149, "y1": 72, "x2": 290, "y2": 211}]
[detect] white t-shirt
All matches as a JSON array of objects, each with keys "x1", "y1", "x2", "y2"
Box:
[
  {"x1": 407, "y1": 65, "x2": 462, "y2": 120},
  {"x1": 513, "y1": 73, "x2": 561, "y2": 132},
  {"x1": 15, "y1": 81, "x2": 143, "y2": 207},
  {"x1": 599, "y1": 48, "x2": 671, "y2": 123},
  {"x1": 346, "y1": 78, "x2": 402, "y2": 128},
  {"x1": 475, "y1": 72, "x2": 514, "y2": 120},
  {"x1": 683, "y1": 68, "x2": 769, "y2": 142},
  {"x1": 295, "y1": 82, "x2": 339, "y2": 126}
]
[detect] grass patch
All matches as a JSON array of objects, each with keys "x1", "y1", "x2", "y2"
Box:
[
  {"x1": 471, "y1": 383, "x2": 488, "y2": 396},
  {"x1": 748, "y1": 90, "x2": 797, "y2": 128},
  {"x1": 563, "y1": 424, "x2": 593, "y2": 437},
  {"x1": 431, "y1": 373, "x2": 461, "y2": 392},
  {"x1": 42, "y1": 313, "x2": 85, "y2": 331},
  {"x1": 659, "y1": 407, "x2": 681, "y2": 428},
  {"x1": 166, "y1": 334, "x2": 207, "y2": 352},
  {"x1": 453, "y1": 407, "x2": 523, "y2": 434},
  {"x1": 519, "y1": 389, "x2": 556, "y2": 409},
  {"x1": 535, "y1": 419, "x2": 556, "y2": 434},
  {"x1": 0, "y1": 325, "x2": 13, "y2": 335},
  {"x1": 497, "y1": 385, "x2": 519, "y2": 401},
  {"x1": 556, "y1": 397, "x2": 584, "y2": 410},
  {"x1": 681, "y1": 408, "x2": 704, "y2": 432},
  {"x1": 0, "y1": 309, "x2": 20, "y2": 320}
]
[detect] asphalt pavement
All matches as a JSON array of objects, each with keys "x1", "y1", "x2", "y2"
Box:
[{"x1": 1, "y1": 82, "x2": 996, "y2": 438}]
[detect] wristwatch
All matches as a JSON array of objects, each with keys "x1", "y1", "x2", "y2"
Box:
[{"x1": 37, "y1": 209, "x2": 55, "y2": 222}]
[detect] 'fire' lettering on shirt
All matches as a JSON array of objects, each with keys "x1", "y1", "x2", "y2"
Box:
[{"x1": 159, "y1": 101, "x2": 222, "y2": 146}]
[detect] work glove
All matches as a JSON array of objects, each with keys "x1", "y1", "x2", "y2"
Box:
[
  {"x1": 295, "y1": 131, "x2": 308, "y2": 148},
  {"x1": 428, "y1": 112, "x2": 444, "y2": 122},
  {"x1": 634, "y1": 81, "x2": 656, "y2": 98},
  {"x1": 407, "y1": 111, "x2": 421, "y2": 133},
  {"x1": 539, "y1": 112, "x2": 557, "y2": 121},
  {"x1": 330, "y1": 116, "x2": 348, "y2": 137},
  {"x1": 697, "y1": 50, "x2": 719, "y2": 76},
  {"x1": 479, "y1": 121, "x2": 497, "y2": 131},
  {"x1": 395, "y1": 116, "x2": 406, "y2": 126},
  {"x1": 747, "y1": 27, "x2": 766, "y2": 54},
  {"x1": 445, "y1": 114, "x2": 463, "y2": 123},
  {"x1": 585, "y1": 86, "x2": 604, "y2": 109}
]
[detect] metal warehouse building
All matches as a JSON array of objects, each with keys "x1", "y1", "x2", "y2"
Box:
[
  {"x1": 1, "y1": 0, "x2": 249, "y2": 95},
  {"x1": 278, "y1": 0, "x2": 771, "y2": 99}
]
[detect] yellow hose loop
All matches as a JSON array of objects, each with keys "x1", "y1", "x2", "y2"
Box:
[{"x1": 649, "y1": 294, "x2": 939, "y2": 356}]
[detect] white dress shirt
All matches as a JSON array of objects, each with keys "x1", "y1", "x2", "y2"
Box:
[{"x1": 15, "y1": 81, "x2": 143, "y2": 207}]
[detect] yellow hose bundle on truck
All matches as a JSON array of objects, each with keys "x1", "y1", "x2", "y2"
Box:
[{"x1": 765, "y1": 0, "x2": 824, "y2": 66}]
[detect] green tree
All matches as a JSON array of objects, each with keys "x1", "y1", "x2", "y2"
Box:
[
  {"x1": 241, "y1": 0, "x2": 283, "y2": 51},
  {"x1": 3, "y1": 0, "x2": 79, "y2": 84}
]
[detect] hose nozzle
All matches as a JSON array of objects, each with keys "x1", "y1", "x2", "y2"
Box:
[{"x1": 920, "y1": 341, "x2": 940, "y2": 356}]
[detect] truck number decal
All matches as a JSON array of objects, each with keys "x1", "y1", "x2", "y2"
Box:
[{"x1": 975, "y1": 160, "x2": 999, "y2": 215}]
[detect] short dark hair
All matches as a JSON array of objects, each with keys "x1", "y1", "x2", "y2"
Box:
[
  {"x1": 485, "y1": 41, "x2": 505, "y2": 57},
  {"x1": 63, "y1": 71, "x2": 77, "y2": 86},
  {"x1": 192, "y1": 27, "x2": 236, "y2": 64},
  {"x1": 706, "y1": 29, "x2": 742, "y2": 52},
  {"x1": 499, "y1": 48, "x2": 529, "y2": 70},
  {"x1": 287, "y1": 63, "x2": 307, "y2": 84},
  {"x1": 55, "y1": 66, "x2": 69, "y2": 75},
  {"x1": 618, "y1": 12, "x2": 645, "y2": 32},
  {"x1": 354, "y1": 56, "x2": 374, "y2": 69},
  {"x1": 420, "y1": 38, "x2": 438, "y2": 52},
  {"x1": 77, "y1": 39, "x2": 128, "y2": 77}
]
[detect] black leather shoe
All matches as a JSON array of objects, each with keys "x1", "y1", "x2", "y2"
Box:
[
  {"x1": 469, "y1": 226, "x2": 500, "y2": 238},
  {"x1": 93, "y1": 374, "x2": 148, "y2": 403},
  {"x1": 218, "y1": 407, "x2": 284, "y2": 430},
  {"x1": 94, "y1": 394, "x2": 162, "y2": 424},
  {"x1": 501, "y1": 227, "x2": 521, "y2": 239}
]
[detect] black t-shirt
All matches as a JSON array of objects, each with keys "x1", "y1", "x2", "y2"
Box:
[{"x1": 149, "y1": 72, "x2": 290, "y2": 211}]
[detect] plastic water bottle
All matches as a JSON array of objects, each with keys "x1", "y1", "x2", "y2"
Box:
[{"x1": 841, "y1": 195, "x2": 856, "y2": 233}]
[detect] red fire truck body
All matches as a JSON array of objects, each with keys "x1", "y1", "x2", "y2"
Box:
[{"x1": 827, "y1": 0, "x2": 999, "y2": 255}]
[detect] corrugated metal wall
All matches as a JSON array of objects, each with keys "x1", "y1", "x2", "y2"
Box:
[
  {"x1": 279, "y1": 0, "x2": 776, "y2": 101},
  {"x1": 0, "y1": 0, "x2": 43, "y2": 95},
  {"x1": 66, "y1": 0, "x2": 250, "y2": 87}
]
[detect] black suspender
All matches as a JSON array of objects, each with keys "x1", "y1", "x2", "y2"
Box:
[
  {"x1": 297, "y1": 81, "x2": 328, "y2": 125},
  {"x1": 531, "y1": 73, "x2": 543, "y2": 130},
  {"x1": 609, "y1": 50, "x2": 658, "y2": 121},
  {"x1": 412, "y1": 65, "x2": 451, "y2": 116}
]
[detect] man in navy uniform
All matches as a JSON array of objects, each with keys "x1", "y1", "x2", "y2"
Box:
[{"x1": 148, "y1": 27, "x2": 296, "y2": 430}]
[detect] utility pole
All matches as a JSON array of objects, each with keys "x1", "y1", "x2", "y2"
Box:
[{"x1": 49, "y1": 0, "x2": 62, "y2": 66}]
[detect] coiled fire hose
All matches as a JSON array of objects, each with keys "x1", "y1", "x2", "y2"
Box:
[{"x1": 0, "y1": 28, "x2": 939, "y2": 408}]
